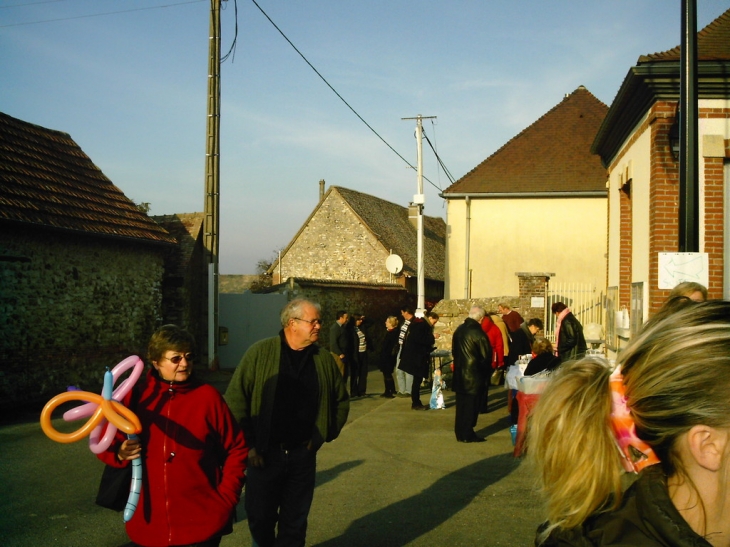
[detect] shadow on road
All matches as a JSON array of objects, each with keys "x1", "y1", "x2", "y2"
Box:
[{"x1": 311, "y1": 453, "x2": 519, "y2": 547}]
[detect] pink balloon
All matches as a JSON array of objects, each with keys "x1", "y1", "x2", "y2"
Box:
[{"x1": 63, "y1": 356, "x2": 144, "y2": 421}]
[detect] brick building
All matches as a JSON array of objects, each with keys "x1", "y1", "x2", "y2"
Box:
[{"x1": 592, "y1": 7, "x2": 730, "y2": 350}]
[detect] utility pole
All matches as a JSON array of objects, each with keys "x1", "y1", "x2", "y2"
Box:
[
  {"x1": 678, "y1": 0, "x2": 699, "y2": 252},
  {"x1": 402, "y1": 114, "x2": 436, "y2": 317},
  {"x1": 204, "y1": 0, "x2": 221, "y2": 369}
]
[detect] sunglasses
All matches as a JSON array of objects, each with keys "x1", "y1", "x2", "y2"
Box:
[{"x1": 166, "y1": 353, "x2": 194, "y2": 365}]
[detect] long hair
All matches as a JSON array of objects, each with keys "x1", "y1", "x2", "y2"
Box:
[{"x1": 528, "y1": 300, "x2": 730, "y2": 540}]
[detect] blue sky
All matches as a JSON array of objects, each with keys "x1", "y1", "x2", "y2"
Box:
[{"x1": 2, "y1": 0, "x2": 728, "y2": 273}]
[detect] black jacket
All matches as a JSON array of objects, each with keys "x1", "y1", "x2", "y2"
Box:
[
  {"x1": 329, "y1": 321, "x2": 350, "y2": 358},
  {"x1": 379, "y1": 327, "x2": 399, "y2": 374},
  {"x1": 451, "y1": 318, "x2": 492, "y2": 395},
  {"x1": 524, "y1": 353, "x2": 561, "y2": 376},
  {"x1": 540, "y1": 465, "x2": 712, "y2": 546},
  {"x1": 506, "y1": 323, "x2": 535, "y2": 367},
  {"x1": 398, "y1": 318, "x2": 435, "y2": 378},
  {"x1": 557, "y1": 313, "x2": 587, "y2": 361}
]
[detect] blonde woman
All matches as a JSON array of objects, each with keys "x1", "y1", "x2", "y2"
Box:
[
  {"x1": 668, "y1": 281, "x2": 708, "y2": 302},
  {"x1": 378, "y1": 316, "x2": 400, "y2": 398},
  {"x1": 529, "y1": 299, "x2": 730, "y2": 546}
]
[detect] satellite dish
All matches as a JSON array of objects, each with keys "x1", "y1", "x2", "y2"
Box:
[{"x1": 385, "y1": 254, "x2": 403, "y2": 274}]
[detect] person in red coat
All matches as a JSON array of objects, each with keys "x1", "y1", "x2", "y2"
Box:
[
  {"x1": 98, "y1": 325, "x2": 248, "y2": 547},
  {"x1": 478, "y1": 308, "x2": 504, "y2": 413}
]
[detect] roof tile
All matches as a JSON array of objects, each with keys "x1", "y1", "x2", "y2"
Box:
[
  {"x1": 443, "y1": 86, "x2": 608, "y2": 195},
  {"x1": 0, "y1": 111, "x2": 176, "y2": 245}
]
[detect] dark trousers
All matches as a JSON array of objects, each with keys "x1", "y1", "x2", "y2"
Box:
[
  {"x1": 246, "y1": 445, "x2": 316, "y2": 547},
  {"x1": 382, "y1": 373, "x2": 396, "y2": 395},
  {"x1": 455, "y1": 391, "x2": 480, "y2": 441},
  {"x1": 350, "y1": 352, "x2": 368, "y2": 396},
  {"x1": 411, "y1": 374, "x2": 425, "y2": 406},
  {"x1": 349, "y1": 353, "x2": 361, "y2": 395}
]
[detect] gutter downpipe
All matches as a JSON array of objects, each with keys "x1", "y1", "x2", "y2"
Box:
[{"x1": 464, "y1": 196, "x2": 471, "y2": 299}]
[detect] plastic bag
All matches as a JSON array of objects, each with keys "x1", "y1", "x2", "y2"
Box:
[{"x1": 429, "y1": 371, "x2": 446, "y2": 409}]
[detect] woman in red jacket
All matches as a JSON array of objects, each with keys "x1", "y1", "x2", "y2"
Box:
[{"x1": 98, "y1": 325, "x2": 248, "y2": 547}]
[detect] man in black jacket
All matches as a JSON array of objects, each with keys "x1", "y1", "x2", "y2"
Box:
[
  {"x1": 329, "y1": 310, "x2": 350, "y2": 383},
  {"x1": 451, "y1": 307, "x2": 492, "y2": 443}
]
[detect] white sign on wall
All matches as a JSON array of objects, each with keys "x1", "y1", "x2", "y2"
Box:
[
  {"x1": 658, "y1": 252, "x2": 709, "y2": 289},
  {"x1": 531, "y1": 296, "x2": 545, "y2": 308}
]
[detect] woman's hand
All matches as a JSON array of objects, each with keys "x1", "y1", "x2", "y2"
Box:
[{"x1": 117, "y1": 438, "x2": 142, "y2": 461}]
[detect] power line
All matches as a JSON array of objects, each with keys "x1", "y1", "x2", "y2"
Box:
[
  {"x1": 0, "y1": 0, "x2": 205, "y2": 28},
  {"x1": 220, "y1": 0, "x2": 238, "y2": 63},
  {"x1": 1, "y1": 0, "x2": 68, "y2": 9},
  {"x1": 249, "y1": 0, "x2": 446, "y2": 194}
]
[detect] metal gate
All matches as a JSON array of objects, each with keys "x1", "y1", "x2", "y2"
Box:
[{"x1": 544, "y1": 283, "x2": 605, "y2": 344}]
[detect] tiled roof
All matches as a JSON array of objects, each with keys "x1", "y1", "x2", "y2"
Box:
[
  {"x1": 638, "y1": 8, "x2": 730, "y2": 63},
  {"x1": 334, "y1": 186, "x2": 446, "y2": 281},
  {"x1": 272, "y1": 186, "x2": 446, "y2": 282},
  {"x1": 151, "y1": 213, "x2": 205, "y2": 267},
  {"x1": 442, "y1": 86, "x2": 608, "y2": 195},
  {"x1": 0, "y1": 111, "x2": 176, "y2": 245},
  {"x1": 592, "y1": 7, "x2": 730, "y2": 166}
]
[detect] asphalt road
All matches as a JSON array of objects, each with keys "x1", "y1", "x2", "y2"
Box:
[{"x1": 0, "y1": 367, "x2": 544, "y2": 547}]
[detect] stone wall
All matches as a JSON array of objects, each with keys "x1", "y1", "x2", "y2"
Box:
[
  {"x1": 0, "y1": 227, "x2": 166, "y2": 407},
  {"x1": 274, "y1": 192, "x2": 392, "y2": 284},
  {"x1": 270, "y1": 280, "x2": 413, "y2": 359},
  {"x1": 431, "y1": 297, "x2": 522, "y2": 351}
]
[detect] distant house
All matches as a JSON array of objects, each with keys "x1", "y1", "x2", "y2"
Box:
[
  {"x1": 151, "y1": 213, "x2": 208, "y2": 350},
  {"x1": 592, "y1": 8, "x2": 730, "y2": 345},
  {"x1": 0, "y1": 111, "x2": 178, "y2": 404},
  {"x1": 269, "y1": 185, "x2": 446, "y2": 302},
  {"x1": 441, "y1": 86, "x2": 609, "y2": 300}
]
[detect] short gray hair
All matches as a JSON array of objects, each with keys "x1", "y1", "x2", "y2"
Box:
[
  {"x1": 280, "y1": 298, "x2": 321, "y2": 327},
  {"x1": 468, "y1": 306, "x2": 485, "y2": 322}
]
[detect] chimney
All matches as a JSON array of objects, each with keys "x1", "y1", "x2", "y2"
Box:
[{"x1": 319, "y1": 179, "x2": 325, "y2": 202}]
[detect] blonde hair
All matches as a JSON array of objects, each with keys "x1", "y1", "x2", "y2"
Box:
[
  {"x1": 386, "y1": 316, "x2": 399, "y2": 329},
  {"x1": 531, "y1": 337, "x2": 553, "y2": 356},
  {"x1": 528, "y1": 300, "x2": 730, "y2": 541},
  {"x1": 668, "y1": 281, "x2": 707, "y2": 301}
]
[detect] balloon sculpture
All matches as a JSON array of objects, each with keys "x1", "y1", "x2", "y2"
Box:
[{"x1": 40, "y1": 356, "x2": 144, "y2": 522}]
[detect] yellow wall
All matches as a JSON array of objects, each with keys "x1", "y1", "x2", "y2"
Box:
[{"x1": 445, "y1": 196, "x2": 608, "y2": 298}]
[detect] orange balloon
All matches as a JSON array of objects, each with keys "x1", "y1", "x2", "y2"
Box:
[
  {"x1": 40, "y1": 390, "x2": 142, "y2": 444},
  {"x1": 103, "y1": 399, "x2": 142, "y2": 435},
  {"x1": 40, "y1": 391, "x2": 106, "y2": 443}
]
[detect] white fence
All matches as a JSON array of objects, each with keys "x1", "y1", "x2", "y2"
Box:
[{"x1": 543, "y1": 283, "x2": 605, "y2": 344}]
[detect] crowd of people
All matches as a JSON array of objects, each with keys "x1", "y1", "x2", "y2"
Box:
[{"x1": 95, "y1": 283, "x2": 728, "y2": 547}]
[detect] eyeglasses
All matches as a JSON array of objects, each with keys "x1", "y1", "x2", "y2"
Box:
[
  {"x1": 293, "y1": 317, "x2": 323, "y2": 326},
  {"x1": 166, "y1": 353, "x2": 194, "y2": 364}
]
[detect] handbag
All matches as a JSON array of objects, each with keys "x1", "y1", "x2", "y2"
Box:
[
  {"x1": 95, "y1": 382, "x2": 139, "y2": 511},
  {"x1": 490, "y1": 367, "x2": 505, "y2": 386},
  {"x1": 96, "y1": 463, "x2": 133, "y2": 511}
]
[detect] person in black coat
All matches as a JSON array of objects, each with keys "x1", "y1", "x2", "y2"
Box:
[
  {"x1": 329, "y1": 310, "x2": 351, "y2": 382},
  {"x1": 378, "y1": 316, "x2": 400, "y2": 398},
  {"x1": 505, "y1": 318, "x2": 544, "y2": 368},
  {"x1": 451, "y1": 307, "x2": 492, "y2": 442},
  {"x1": 524, "y1": 337, "x2": 562, "y2": 377},
  {"x1": 551, "y1": 302, "x2": 587, "y2": 361},
  {"x1": 398, "y1": 312, "x2": 437, "y2": 410}
]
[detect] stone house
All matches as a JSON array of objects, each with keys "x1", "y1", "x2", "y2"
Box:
[
  {"x1": 269, "y1": 184, "x2": 446, "y2": 303},
  {"x1": 0, "y1": 111, "x2": 197, "y2": 406},
  {"x1": 441, "y1": 86, "x2": 609, "y2": 301},
  {"x1": 592, "y1": 7, "x2": 730, "y2": 350},
  {"x1": 151, "y1": 213, "x2": 208, "y2": 352}
]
